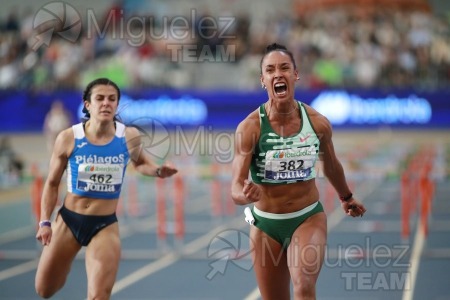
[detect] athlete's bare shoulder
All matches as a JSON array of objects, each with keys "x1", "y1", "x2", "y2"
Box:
[
  {"x1": 236, "y1": 108, "x2": 260, "y2": 136},
  {"x1": 123, "y1": 125, "x2": 143, "y2": 158},
  {"x1": 124, "y1": 125, "x2": 140, "y2": 140},
  {"x1": 302, "y1": 103, "x2": 332, "y2": 139},
  {"x1": 54, "y1": 127, "x2": 75, "y2": 157},
  {"x1": 234, "y1": 107, "x2": 262, "y2": 152}
]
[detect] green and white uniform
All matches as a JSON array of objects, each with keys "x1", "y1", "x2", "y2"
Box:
[{"x1": 250, "y1": 101, "x2": 320, "y2": 184}]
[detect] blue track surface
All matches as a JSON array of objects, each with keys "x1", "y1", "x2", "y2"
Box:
[{"x1": 1, "y1": 135, "x2": 449, "y2": 300}]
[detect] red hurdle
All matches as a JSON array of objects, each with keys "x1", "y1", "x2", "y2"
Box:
[
  {"x1": 30, "y1": 163, "x2": 43, "y2": 229},
  {"x1": 156, "y1": 177, "x2": 166, "y2": 240},
  {"x1": 174, "y1": 175, "x2": 185, "y2": 240},
  {"x1": 127, "y1": 175, "x2": 139, "y2": 217},
  {"x1": 210, "y1": 162, "x2": 235, "y2": 217},
  {"x1": 156, "y1": 174, "x2": 186, "y2": 244},
  {"x1": 401, "y1": 148, "x2": 435, "y2": 240}
]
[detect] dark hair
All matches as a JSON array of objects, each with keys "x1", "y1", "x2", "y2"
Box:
[
  {"x1": 260, "y1": 43, "x2": 297, "y2": 74},
  {"x1": 82, "y1": 78, "x2": 121, "y2": 118}
]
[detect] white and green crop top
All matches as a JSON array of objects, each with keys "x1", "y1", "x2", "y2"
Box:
[{"x1": 250, "y1": 101, "x2": 320, "y2": 184}]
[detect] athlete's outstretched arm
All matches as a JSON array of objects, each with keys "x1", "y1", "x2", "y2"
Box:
[{"x1": 125, "y1": 127, "x2": 177, "y2": 178}]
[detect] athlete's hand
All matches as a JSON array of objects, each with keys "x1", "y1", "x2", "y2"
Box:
[
  {"x1": 243, "y1": 180, "x2": 262, "y2": 203},
  {"x1": 36, "y1": 227, "x2": 53, "y2": 246},
  {"x1": 341, "y1": 198, "x2": 366, "y2": 217},
  {"x1": 158, "y1": 163, "x2": 178, "y2": 178}
]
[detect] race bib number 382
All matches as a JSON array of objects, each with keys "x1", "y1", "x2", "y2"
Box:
[
  {"x1": 77, "y1": 163, "x2": 124, "y2": 193},
  {"x1": 264, "y1": 148, "x2": 316, "y2": 181}
]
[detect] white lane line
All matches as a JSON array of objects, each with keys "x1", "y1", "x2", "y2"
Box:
[
  {"x1": 111, "y1": 253, "x2": 180, "y2": 294},
  {"x1": 242, "y1": 180, "x2": 380, "y2": 300},
  {"x1": 0, "y1": 260, "x2": 38, "y2": 281},
  {"x1": 402, "y1": 221, "x2": 425, "y2": 300},
  {"x1": 244, "y1": 287, "x2": 261, "y2": 300},
  {"x1": 0, "y1": 226, "x2": 35, "y2": 245},
  {"x1": 111, "y1": 216, "x2": 246, "y2": 295},
  {"x1": 0, "y1": 193, "x2": 209, "y2": 247},
  {"x1": 0, "y1": 193, "x2": 214, "y2": 285}
]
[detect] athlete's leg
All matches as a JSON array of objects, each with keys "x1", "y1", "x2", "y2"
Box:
[
  {"x1": 85, "y1": 222, "x2": 121, "y2": 300},
  {"x1": 287, "y1": 212, "x2": 327, "y2": 300},
  {"x1": 250, "y1": 225, "x2": 291, "y2": 300},
  {"x1": 35, "y1": 214, "x2": 82, "y2": 298}
]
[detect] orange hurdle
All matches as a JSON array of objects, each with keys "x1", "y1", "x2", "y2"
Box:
[
  {"x1": 174, "y1": 175, "x2": 185, "y2": 240},
  {"x1": 419, "y1": 158, "x2": 435, "y2": 237},
  {"x1": 401, "y1": 148, "x2": 436, "y2": 240},
  {"x1": 211, "y1": 162, "x2": 235, "y2": 217},
  {"x1": 401, "y1": 172, "x2": 410, "y2": 240},
  {"x1": 127, "y1": 175, "x2": 139, "y2": 217},
  {"x1": 156, "y1": 177, "x2": 166, "y2": 240},
  {"x1": 324, "y1": 181, "x2": 335, "y2": 213},
  {"x1": 30, "y1": 163, "x2": 43, "y2": 228},
  {"x1": 225, "y1": 179, "x2": 236, "y2": 216},
  {"x1": 156, "y1": 175, "x2": 186, "y2": 244},
  {"x1": 211, "y1": 163, "x2": 222, "y2": 217}
]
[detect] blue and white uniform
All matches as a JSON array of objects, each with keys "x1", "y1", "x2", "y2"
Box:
[
  {"x1": 67, "y1": 122, "x2": 130, "y2": 199},
  {"x1": 60, "y1": 121, "x2": 130, "y2": 246}
]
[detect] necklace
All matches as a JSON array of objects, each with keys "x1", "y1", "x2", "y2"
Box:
[{"x1": 267, "y1": 101, "x2": 298, "y2": 117}]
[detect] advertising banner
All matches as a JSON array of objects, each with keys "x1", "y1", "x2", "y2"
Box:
[{"x1": 0, "y1": 89, "x2": 449, "y2": 132}]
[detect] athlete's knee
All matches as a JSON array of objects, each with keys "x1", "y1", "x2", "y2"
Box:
[
  {"x1": 87, "y1": 276, "x2": 115, "y2": 300},
  {"x1": 88, "y1": 287, "x2": 113, "y2": 300},
  {"x1": 35, "y1": 283, "x2": 58, "y2": 299},
  {"x1": 35, "y1": 274, "x2": 66, "y2": 299},
  {"x1": 89, "y1": 294, "x2": 112, "y2": 300},
  {"x1": 292, "y1": 276, "x2": 316, "y2": 299}
]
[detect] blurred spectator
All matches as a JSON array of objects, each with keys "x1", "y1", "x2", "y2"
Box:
[
  {"x1": 43, "y1": 100, "x2": 73, "y2": 152},
  {"x1": 0, "y1": 3, "x2": 448, "y2": 90},
  {"x1": 0, "y1": 137, "x2": 24, "y2": 188}
]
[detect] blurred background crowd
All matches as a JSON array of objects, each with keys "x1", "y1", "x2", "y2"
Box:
[
  {"x1": 0, "y1": 0, "x2": 449, "y2": 189},
  {"x1": 0, "y1": 0, "x2": 449, "y2": 91}
]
